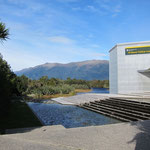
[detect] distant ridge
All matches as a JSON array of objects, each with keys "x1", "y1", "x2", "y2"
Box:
[{"x1": 15, "y1": 60, "x2": 109, "y2": 80}]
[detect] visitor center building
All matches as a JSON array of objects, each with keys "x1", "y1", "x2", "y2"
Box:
[{"x1": 109, "y1": 41, "x2": 150, "y2": 94}]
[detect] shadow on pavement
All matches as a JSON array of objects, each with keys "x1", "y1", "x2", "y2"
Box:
[
  {"x1": 5, "y1": 126, "x2": 43, "y2": 134},
  {"x1": 128, "y1": 120, "x2": 150, "y2": 150}
]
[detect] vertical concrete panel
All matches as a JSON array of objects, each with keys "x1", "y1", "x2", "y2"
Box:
[
  {"x1": 109, "y1": 47, "x2": 118, "y2": 93},
  {"x1": 116, "y1": 42, "x2": 150, "y2": 94}
]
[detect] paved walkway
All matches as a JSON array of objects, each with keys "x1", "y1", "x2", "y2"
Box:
[
  {"x1": 51, "y1": 93, "x2": 150, "y2": 105},
  {"x1": 1, "y1": 120, "x2": 150, "y2": 150}
]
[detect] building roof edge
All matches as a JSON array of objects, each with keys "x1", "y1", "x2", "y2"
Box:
[{"x1": 109, "y1": 40, "x2": 150, "y2": 53}]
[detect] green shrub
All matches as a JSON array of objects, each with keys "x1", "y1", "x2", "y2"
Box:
[
  {"x1": 71, "y1": 84, "x2": 90, "y2": 89},
  {"x1": 29, "y1": 84, "x2": 75, "y2": 95}
]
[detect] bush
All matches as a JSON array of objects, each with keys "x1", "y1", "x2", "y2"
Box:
[
  {"x1": 71, "y1": 84, "x2": 90, "y2": 89},
  {"x1": 30, "y1": 84, "x2": 75, "y2": 96},
  {"x1": 60, "y1": 84, "x2": 74, "y2": 94}
]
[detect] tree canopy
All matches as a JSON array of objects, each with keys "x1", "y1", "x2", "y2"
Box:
[{"x1": 0, "y1": 22, "x2": 9, "y2": 42}]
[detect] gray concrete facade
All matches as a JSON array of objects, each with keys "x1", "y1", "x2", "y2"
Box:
[{"x1": 109, "y1": 41, "x2": 150, "y2": 94}]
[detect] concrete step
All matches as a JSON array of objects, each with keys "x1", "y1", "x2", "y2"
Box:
[
  {"x1": 101, "y1": 99, "x2": 150, "y2": 114},
  {"x1": 110, "y1": 97, "x2": 150, "y2": 106},
  {"x1": 89, "y1": 102, "x2": 150, "y2": 120},
  {"x1": 80, "y1": 105, "x2": 131, "y2": 122},
  {"x1": 91, "y1": 101, "x2": 150, "y2": 118},
  {"x1": 82, "y1": 104, "x2": 141, "y2": 121},
  {"x1": 79, "y1": 97, "x2": 150, "y2": 122},
  {"x1": 108, "y1": 98, "x2": 150, "y2": 108}
]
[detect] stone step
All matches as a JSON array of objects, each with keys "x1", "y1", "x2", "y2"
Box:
[{"x1": 89, "y1": 102, "x2": 150, "y2": 120}]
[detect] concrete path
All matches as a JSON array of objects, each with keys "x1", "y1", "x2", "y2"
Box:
[
  {"x1": 51, "y1": 93, "x2": 150, "y2": 105},
  {"x1": 1, "y1": 120, "x2": 150, "y2": 150},
  {"x1": 51, "y1": 97, "x2": 75, "y2": 105},
  {"x1": 5, "y1": 125, "x2": 65, "y2": 134}
]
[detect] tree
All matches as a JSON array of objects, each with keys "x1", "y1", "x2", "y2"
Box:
[
  {"x1": 0, "y1": 22, "x2": 9, "y2": 42},
  {"x1": 0, "y1": 21, "x2": 11, "y2": 116},
  {"x1": 0, "y1": 55, "x2": 13, "y2": 116},
  {"x1": 15, "y1": 75, "x2": 29, "y2": 95}
]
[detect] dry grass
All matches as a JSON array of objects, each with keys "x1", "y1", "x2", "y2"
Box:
[
  {"x1": 75, "y1": 89, "x2": 92, "y2": 93},
  {"x1": 41, "y1": 92, "x2": 75, "y2": 99}
]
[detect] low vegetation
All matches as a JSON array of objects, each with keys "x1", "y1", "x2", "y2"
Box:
[{"x1": 18, "y1": 76, "x2": 109, "y2": 99}]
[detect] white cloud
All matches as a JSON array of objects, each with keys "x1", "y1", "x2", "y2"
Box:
[
  {"x1": 87, "y1": 5, "x2": 97, "y2": 11},
  {"x1": 113, "y1": 4, "x2": 121, "y2": 13},
  {"x1": 7, "y1": 0, "x2": 44, "y2": 12},
  {"x1": 89, "y1": 52, "x2": 107, "y2": 58},
  {"x1": 7, "y1": 22, "x2": 29, "y2": 31},
  {"x1": 111, "y1": 4, "x2": 121, "y2": 17},
  {"x1": 94, "y1": 0, "x2": 122, "y2": 16},
  {"x1": 72, "y1": 7, "x2": 81, "y2": 11},
  {"x1": 80, "y1": 50, "x2": 107, "y2": 60},
  {"x1": 90, "y1": 44, "x2": 100, "y2": 48},
  {"x1": 7, "y1": 0, "x2": 25, "y2": 5},
  {"x1": 0, "y1": 45, "x2": 44, "y2": 71},
  {"x1": 100, "y1": 3, "x2": 110, "y2": 10},
  {"x1": 86, "y1": 5, "x2": 99, "y2": 12},
  {"x1": 56, "y1": 0, "x2": 79, "y2": 2},
  {"x1": 0, "y1": 38, "x2": 108, "y2": 71},
  {"x1": 84, "y1": 5, "x2": 106, "y2": 15},
  {"x1": 48, "y1": 36, "x2": 74, "y2": 44}
]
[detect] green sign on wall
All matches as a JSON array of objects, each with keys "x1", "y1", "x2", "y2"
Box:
[{"x1": 125, "y1": 45, "x2": 150, "y2": 55}]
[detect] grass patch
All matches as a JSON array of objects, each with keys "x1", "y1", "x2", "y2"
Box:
[{"x1": 0, "y1": 101, "x2": 42, "y2": 133}]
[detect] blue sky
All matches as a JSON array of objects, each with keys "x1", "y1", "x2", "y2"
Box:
[{"x1": 0, "y1": 0, "x2": 150, "y2": 71}]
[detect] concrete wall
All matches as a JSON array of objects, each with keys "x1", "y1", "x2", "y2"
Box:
[
  {"x1": 109, "y1": 41, "x2": 150, "y2": 94},
  {"x1": 109, "y1": 46, "x2": 118, "y2": 94}
]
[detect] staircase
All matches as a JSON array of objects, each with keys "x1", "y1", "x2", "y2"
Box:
[{"x1": 79, "y1": 98, "x2": 150, "y2": 122}]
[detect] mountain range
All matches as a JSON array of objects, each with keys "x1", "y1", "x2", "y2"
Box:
[{"x1": 15, "y1": 60, "x2": 109, "y2": 80}]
